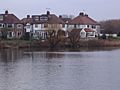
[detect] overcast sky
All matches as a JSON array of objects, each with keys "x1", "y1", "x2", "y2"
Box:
[{"x1": 0, "y1": 0, "x2": 120, "y2": 21}]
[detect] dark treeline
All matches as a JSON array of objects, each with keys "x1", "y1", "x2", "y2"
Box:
[{"x1": 100, "y1": 19, "x2": 120, "y2": 35}]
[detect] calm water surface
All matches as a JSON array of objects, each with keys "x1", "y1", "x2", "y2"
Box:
[{"x1": 0, "y1": 48, "x2": 120, "y2": 90}]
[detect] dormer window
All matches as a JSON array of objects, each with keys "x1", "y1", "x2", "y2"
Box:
[
  {"x1": 35, "y1": 16, "x2": 39, "y2": 21},
  {"x1": 0, "y1": 15, "x2": 3, "y2": 21},
  {"x1": 40, "y1": 16, "x2": 48, "y2": 21}
]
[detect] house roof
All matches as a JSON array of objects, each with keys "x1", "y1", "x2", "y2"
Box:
[
  {"x1": 21, "y1": 15, "x2": 33, "y2": 24},
  {"x1": 59, "y1": 15, "x2": 72, "y2": 24},
  {"x1": 0, "y1": 10, "x2": 21, "y2": 24},
  {"x1": 70, "y1": 12, "x2": 99, "y2": 25},
  {"x1": 84, "y1": 28, "x2": 94, "y2": 32},
  {"x1": 48, "y1": 14, "x2": 65, "y2": 24},
  {"x1": 32, "y1": 11, "x2": 65, "y2": 24}
]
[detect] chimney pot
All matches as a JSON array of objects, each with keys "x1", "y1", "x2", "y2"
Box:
[
  {"x1": 27, "y1": 15, "x2": 30, "y2": 18},
  {"x1": 85, "y1": 14, "x2": 88, "y2": 17},
  {"x1": 5, "y1": 10, "x2": 8, "y2": 14},
  {"x1": 47, "y1": 11, "x2": 50, "y2": 15},
  {"x1": 59, "y1": 15, "x2": 62, "y2": 18},
  {"x1": 79, "y1": 12, "x2": 84, "y2": 16}
]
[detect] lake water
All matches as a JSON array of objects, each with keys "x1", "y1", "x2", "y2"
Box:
[{"x1": 0, "y1": 48, "x2": 120, "y2": 90}]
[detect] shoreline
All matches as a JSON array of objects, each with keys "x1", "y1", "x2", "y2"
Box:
[{"x1": 0, "y1": 39, "x2": 120, "y2": 49}]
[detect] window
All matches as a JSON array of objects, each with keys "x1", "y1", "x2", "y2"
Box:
[
  {"x1": 3, "y1": 24, "x2": 5, "y2": 28},
  {"x1": 0, "y1": 15, "x2": 3, "y2": 21},
  {"x1": 8, "y1": 32, "x2": 13, "y2": 37},
  {"x1": 35, "y1": 24, "x2": 38, "y2": 28},
  {"x1": 40, "y1": 16, "x2": 48, "y2": 21},
  {"x1": 92, "y1": 25, "x2": 96, "y2": 29},
  {"x1": 74, "y1": 24, "x2": 76, "y2": 28},
  {"x1": 0, "y1": 24, "x2": 2, "y2": 28},
  {"x1": 17, "y1": 24, "x2": 22, "y2": 29},
  {"x1": 34, "y1": 16, "x2": 39, "y2": 21},
  {"x1": 41, "y1": 24, "x2": 44, "y2": 28},
  {"x1": 0, "y1": 23, "x2": 5, "y2": 28},
  {"x1": 7, "y1": 24, "x2": 13, "y2": 28},
  {"x1": 26, "y1": 25, "x2": 30, "y2": 29},
  {"x1": 87, "y1": 25, "x2": 89, "y2": 28}
]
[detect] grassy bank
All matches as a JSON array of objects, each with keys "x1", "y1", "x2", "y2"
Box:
[{"x1": 0, "y1": 39, "x2": 120, "y2": 49}]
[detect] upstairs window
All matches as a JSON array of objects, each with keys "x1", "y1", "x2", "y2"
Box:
[
  {"x1": 7, "y1": 24, "x2": 13, "y2": 28},
  {"x1": 0, "y1": 23, "x2": 5, "y2": 28},
  {"x1": 0, "y1": 24, "x2": 3, "y2": 28},
  {"x1": 92, "y1": 25, "x2": 96, "y2": 29},
  {"x1": 87, "y1": 25, "x2": 89, "y2": 28},
  {"x1": 34, "y1": 16, "x2": 39, "y2": 21},
  {"x1": 74, "y1": 24, "x2": 76, "y2": 28},
  {"x1": 40, "y1": 16, "x2": 48, "y2": 21},
  {"x1": 26, "y1": 25, "x2": 30, "y2": 29},
  {"x1": 17, "y1": 24, "x2": 22, "y2": 29},
  {"x1": 0, "y1": 15, "x2": 3, "y2": 21}
]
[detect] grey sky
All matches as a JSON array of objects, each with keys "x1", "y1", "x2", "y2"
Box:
[{"x1": 0, "y1": 0, "x2": 120, "y2": 21}]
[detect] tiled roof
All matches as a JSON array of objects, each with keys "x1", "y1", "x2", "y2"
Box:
[
  {"x1": 0, "y1": 11, "x2": 21, "y2": 24},
  {"x1": 70, "y1": 13, "x2": 99, "y2": 25},
  {"x1": 48, "y1": 14, "x2": 65, "y2": 24},
  {"x1": 32, "y1": 11, "x2": 65, "y2": 24},
  {"x1": 60, "y1": 17, "x2": 72, "y2": 24},
  {"x1": 21, "y1": 17, "x2": 33, "y2": 24},
  {"x1": 84, "y1": 28, "x2": 94, "y2": 32}
]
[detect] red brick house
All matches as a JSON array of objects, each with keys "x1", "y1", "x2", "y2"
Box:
[{"x1": 0, "y1": 10, "x2": 23, "y2": 39}]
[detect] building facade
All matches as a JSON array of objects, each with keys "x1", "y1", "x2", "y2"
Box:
[
  {"x1": 0, "y1": 10, "x2": 23, "y2": 39},
  {"x1": 68, "y1": 12, "x2": 100, "y2": 38},
  {"x1": 31, "y1": 11, "x2": 65, "y2": 39}
]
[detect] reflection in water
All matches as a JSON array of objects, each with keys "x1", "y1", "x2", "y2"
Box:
[{"x1": 0, "y1": 49, "x2": 120, "y2": 90}]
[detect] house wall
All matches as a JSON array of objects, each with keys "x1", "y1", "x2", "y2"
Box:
[
  {"x1": 80, "y1": 29, "x2": 86, "y2": 38},
  {"x1": 15, "y1": 24, "x2": 23, "y2": 38},
  {"x1": 47, "y1": 24, "x2": 63, "y2": 31},
  {"x1": 68, "y1": 24, "x2": 100, "y2": 37},
  {"x1": 32, "y1": 23, "x2": 63, "y2": 39},
  {"x1": 33, "y1": 24, "x2": 43, "y2": 32},
  {"x1": 25, "y1": 23, "x2": 33, "y2": 32}
]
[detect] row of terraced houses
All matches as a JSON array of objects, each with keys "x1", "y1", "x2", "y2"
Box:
[{"x1": 0, "y1": 10, "x2": 100, "y2": 39}]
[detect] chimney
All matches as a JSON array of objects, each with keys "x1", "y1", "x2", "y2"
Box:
[
  {"x1": 59, "y1": 15, "x2": 62, "y2": 18},
  {"x1": 27, "y1": 15, "x2": 30, "y2": 18},
  {"x1": 79, "y1": 12, "x2": 84, "y2": 16},
  {"x1": 85, "y1": 14, "x2": 88, "y2": 17},
  {"x1": 5, "y1": 10, "x2": 8, "y2": 14},
  {"x1": 47, "y1": 11, "x2": 50, "y2": 15}
]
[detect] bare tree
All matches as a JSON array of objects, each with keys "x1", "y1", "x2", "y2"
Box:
[
  {"x1": 100, "y1": 19, "x2": 120, "y2": 35},
  {"x1": 67, "y1": 29, "x2": 80, "y2": 48},
  {"x1": 47, "y1": 29, "x2": 66, "y2": 48}
]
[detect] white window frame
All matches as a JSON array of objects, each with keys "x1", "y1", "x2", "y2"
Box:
[
  {"x1": 0, "y1": 15, "x2": 3, "y2": 21},
  {"x1": 7, "y1": 24, "x2": 14, "y2": 28},
  {"x1": 17, "y1": 24, "x2": 22, "y2": 29}
]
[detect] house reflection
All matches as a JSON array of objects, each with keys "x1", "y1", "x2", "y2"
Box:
[{"x1": 0, "y1": 49, "x2": 23, "y2": 63}]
